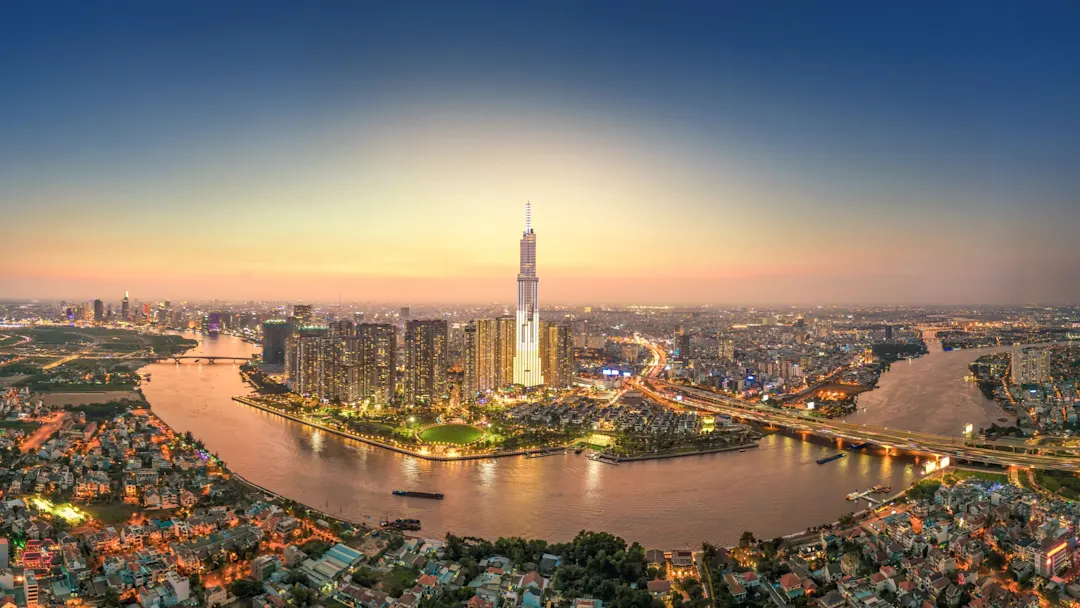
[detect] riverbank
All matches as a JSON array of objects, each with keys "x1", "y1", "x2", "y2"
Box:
[
  {"x1": 593, "y1": 442, "x2": 759, "y2": 463},
  {"x1": 232, "y1": 395, "x2": 563, "y2": 462},
  {"x1": 139, "y1": 331, "x2": 922, "y2": 546}
]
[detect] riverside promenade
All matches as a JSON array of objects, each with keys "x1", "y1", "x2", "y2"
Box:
[{"x1": 231, "y1": 395, "x2": 555, "y2": 462}]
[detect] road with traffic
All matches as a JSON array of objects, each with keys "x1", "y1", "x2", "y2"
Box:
[{"x1": 630, "y1": 337, "x2": 1080, "y2": 472}]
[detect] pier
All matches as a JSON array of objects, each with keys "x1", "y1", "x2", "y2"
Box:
[{"x1": 845, "y1": 489, "x2": 883, "y2": 504}]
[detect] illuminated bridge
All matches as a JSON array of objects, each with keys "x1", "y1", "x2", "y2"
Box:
[
  {"x1": 82, "y1": 355, "x2": 254, "y2": 364},
  {"x1": 637, "y1": 378, "x2": 1080, "y2": 472}
]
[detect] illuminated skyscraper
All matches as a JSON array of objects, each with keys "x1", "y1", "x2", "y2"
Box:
[
  {"x1": 475, "y1": 318, "x2": 497, "y2": 391},
  {"x1": 329, "y1": 319, "x2": 356, "y2": 338},
  {"x1": 495, "y1": 316, "x2": 516, "y2": 387},
  {"x1": 405, "y1": 319, "x2": 448, "y2": 405},
  {"x1": 286, "y1": 325, "x2": 329, "y2": 396},
  {"x1": 1012, "y1": 346, "x2": 1049, "y2": 385},
  {"x1": 673, "y1": 326, "x2": 690, "y2": 363},
  {"x1": 355, "y1": 323, "x2": 397, "y2": 405},
  {"x1": 540, "y1": 321, "x2": 574, "y2": 388},
  {"x1": 121, "y1": 291, "x2": 130, "y2": 321},
  {"x1": 513, "y1": 203, "x2": 544, "y2": 387},
  {"x1": 463, "y1": 322, "x2": 478, "y2": 405}
]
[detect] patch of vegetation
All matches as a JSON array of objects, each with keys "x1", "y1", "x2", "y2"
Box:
[
  {"x1": 79, "y1": 400, "x2": 144, "y2": 421},
  {"x1": 84, "y1": 502, "x2": 141, "y2": 524},
  {"x1": 299, "y1": 539, "x2": 333, "y2": 559},
  {"x1": 1035, "y1": 470, "x2": 1080, "y2": 501},
  {"x1": 947, "y1": 469, "x2": 1008, "y2": 483},
  {"x1": 418, "y1": 423, "x2": 485, "y2": 445},
  {"x1": 906, "y1": 478, "x2": 942, "y2": 501},
  {"x1": 0, "y1": 420, "x2": 41, "y2": 432}
]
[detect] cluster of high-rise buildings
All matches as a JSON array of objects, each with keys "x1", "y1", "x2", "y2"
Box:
[
  {"x1": 270, "y1": 204, "x2": 574, "y2": 407},
  {"x1": 63, "y1": 291, "x2": 169, "y2": 325}
]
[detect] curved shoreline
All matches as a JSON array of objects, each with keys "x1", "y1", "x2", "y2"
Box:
[{"x1": 232, "y1": 395, "x2": 554, "y2": 462}]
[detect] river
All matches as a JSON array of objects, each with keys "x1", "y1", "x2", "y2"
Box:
[
  {"x1": 846, "y1": 340, "x2": 1014, "y2": 436},
  {"x1": 137, "y1": 332, "x2": 1011, "y2": 548}
]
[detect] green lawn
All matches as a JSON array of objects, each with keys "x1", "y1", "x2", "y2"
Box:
[
  {"x1": 949, "y1": 469, "x2": 1008, "y2": 483},
  {"x1": 418, "y1": 423, "x2": 485, "y2": 445},
  {"x1": 84, "y1": 503, "x2": 141, "y2": 524}
]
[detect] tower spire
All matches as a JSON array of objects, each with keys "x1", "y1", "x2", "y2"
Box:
[{"x1": 525, "y1": 201, "x2": 531, "y2": 233}]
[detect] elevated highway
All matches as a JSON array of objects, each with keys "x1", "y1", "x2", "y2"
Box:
[{"x1": 638, "y1": 378, "x2": 1080, "y2": 471}]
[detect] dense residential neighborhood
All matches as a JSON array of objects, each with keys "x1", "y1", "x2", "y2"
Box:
[{"x1": 7, "y1": 378, "x2": 1080, "y2": 608}]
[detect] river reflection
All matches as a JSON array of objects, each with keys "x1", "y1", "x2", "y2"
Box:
[{"x1": 142, "y1": 332, "x2": 919, "y2": 546}]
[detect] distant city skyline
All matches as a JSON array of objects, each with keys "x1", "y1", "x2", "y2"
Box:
[{"x1": 2, "y1": 3, "x2": 1079, "y2": 305}]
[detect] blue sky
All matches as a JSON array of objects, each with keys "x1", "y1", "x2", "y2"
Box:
[{"x1": 2, "y1": 2, "x2": 1078, "y2": 304}]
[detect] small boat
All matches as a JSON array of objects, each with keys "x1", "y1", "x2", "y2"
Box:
[
  {"x1": 739, "y1": 449, "x2": 747, "y2": 453},
  {"x1": 846, "y1": 492, "x2": 861, "y2": 501},
  {"x1": 847, "y1": 442, "x2": 873, "y2": 451},
  {"x1": 871, "y1": 485, "x2": 891, "y2": 493},
  {"x1": 574, "y1": 446, "x2": 584, "y2": 454},
  {"x1": 817, "y1": 453, "x2": 846, "y2": 465},
  {"x1": 392, "y1": 490, "x2": 444, "y2": 500}
]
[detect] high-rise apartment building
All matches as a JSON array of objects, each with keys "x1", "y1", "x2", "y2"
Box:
[
  {"x1": 400, "y1": 307, "x2": 411, "y2": 321},
  {"x1": 673, "y1": 326, "x2": 690, "y2": 362},
  {"x1": 540, "y1": 321, "x2": 575, "y2": 388},
  {"x1": 93, "y1": 299, "x2": 104, "y2": 322},
  {"x1": 496, "y1": 316, "x2": 516, "y2": 387},
  {"x1": 463, "y1": 322, "x2": 478, "y2": 405},
  {"x1": 1012, "y1": 346, "x2": 1049, "y2": 385},
  {"x1": 354, "y1": 323, "x2": 397, "y2": 405},
  {"x1": 286, "y1": 326, "x2": 329, "y2": 396},
  {"x1": 262, "y1": 319, "x2": 290, "y2": 366},
  {"x1": 405, "y1": 319, "x2": 448, "y2": 405},
  {"x1": 718, "y1": 336, "x2": 735, "y2": 361},
  {"x1": 329, "y1": 319, "x2": 356, "y2": 338},
  {"x1": 513, "y1": 203, "x2": 544, "y2": 387},
  {"x1": 121, "y1": 291, "x2": 130, "y2": 321},
  {"x1": 474, "y1": 318, "x2": 498, "y2": 392}
]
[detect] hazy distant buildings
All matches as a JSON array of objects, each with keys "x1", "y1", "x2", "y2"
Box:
[
  {"x1": 540, "y1": 321, "x2": 574, "y2": 388},
  {"x1": 93, "y1": 299, "x2": 104, "y2": 322},
  {"x1": 1013, "y1": 346, "x2": 1049, "y2": 385},
  {"x1": 262, "y1": 319, "x2": 290, "y2": 365},
  {"x1": 513, "y1": 203, "x2": 544, "y2": 387},
  {"x1": 405, "y1": 319, "x2": 448, "y2": 405},
  {"x1": 399, "y1": 307, "x2": 411, "y2": 321}
]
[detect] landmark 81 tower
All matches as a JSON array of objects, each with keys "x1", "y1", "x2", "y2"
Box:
[{"x1": 513, "y1": 203, "x2": 544, "y2": 387}]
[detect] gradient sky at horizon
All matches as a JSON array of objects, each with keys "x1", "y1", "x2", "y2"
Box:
[{"x1": 2, "y1": 2, "x2": 1079, "y2": 305}]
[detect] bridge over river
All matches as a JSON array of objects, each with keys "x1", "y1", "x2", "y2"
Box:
[{"x1": 641, "y1": 379, "x2": 1080, "y2": 472}]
